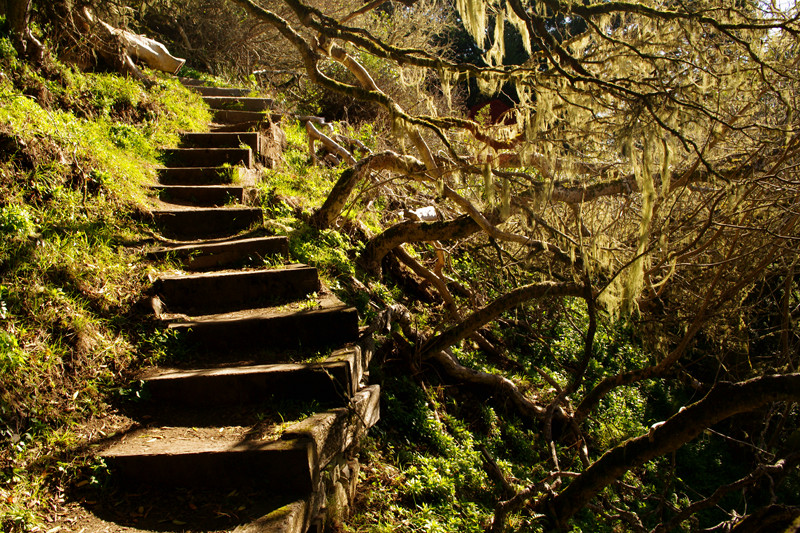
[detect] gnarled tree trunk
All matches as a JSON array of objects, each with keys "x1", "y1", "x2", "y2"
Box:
[{"x1": 6, "y1": 0, "x2": 43, "y2": 60}]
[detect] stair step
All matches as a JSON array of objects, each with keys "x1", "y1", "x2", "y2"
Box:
[
  {"x1": 152, "y1": 185, "x2": 244, "y2": 206},
  {"x1": 180, "y1": 131, "x2": 261, "y2": 153},
  {"x1": 192, "y1": 86, "x2": 251, "y2": 97},
  {"x1": 213, "y1": 109, "x2": 280, "y2": 125},
  {"x1": 203, "y1": 96, "x2": 274, "y2": 111},
  {"x1": 102, "y1": 430, "x2": 315, "y2": 492},
  {"x1": 157, "y1": 166, "x2": 242, "y2": 185},
  {"x1": 151, "y1": 207, "x2": 262, "y2": 240},
  {"x1": 168, "y1": 297, "x2": 359, "y2": 353},
  {"x1": 143, "y1": 358, "x2": 354, "y2": 407},
  {"x1": 100, "y1": 386, "x2": 380, "y2": 493},
  {"x1": 157, "y1": 264, "x2": 319, "y2": 314},
  {"x1": 61, "y1": 485, "x2": 302, "y2": 532},
  {"x1": 162, "y1": 147, "x2": 253, "y2": 168},
  {"x1": 148, "y1": 236, "x2": 289, "y2": 270},
  {"x1": 177, "y1": 76, "x2": 207, "y2": 87}
]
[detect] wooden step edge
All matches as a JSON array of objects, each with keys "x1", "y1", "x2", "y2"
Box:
[
  {"x1": 142, "y1": 356, "x2": 355, "y2": 407},
  {"x1": 281, "y1": 383, "x2": 380, "y2": 472},
  {"x1": 146, "y1": 236, "x2": 289, "y2": 271},
  {"x1": 156, "y1": 262, "x2": 314, "y2": 282},
  {"x1": 102, "y1": 435, "x2": 316, "y2": 491},
  {"x1": 154, "y1": 264, "x2": 320, "y2": 315}
]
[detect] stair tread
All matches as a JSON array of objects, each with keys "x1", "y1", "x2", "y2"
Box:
[
  {"x1": 203, "y1": 96, "x2": 274, "y2": 103},
  {"x1": 178, "y1": 131, "x2": 261, "y2": 152},
  {"x1": 177, "y1": 76, "x2": 207, "y2": 86},
  {"x1": 151, "y1": 184, "x2": 244, "y2": 189},
  {"x1": 156, "y1": 165, "x2": 245, "y2": 170},
  {"x1": 180, "y1": 130, "x2": 258, "y2": 136},
  {"x1": 158, "y1": 263, "x2": 311, "y2": 281},
  {"x1": 203, "y1": 96, "x2": 275, "y2": 111},
  {"x1": 151, "y1": 205, "x2": 261, "y2": 213},
  {"x1": 102, "y1": 425, "x2": 308, "y2": 456},
  {"x1": 100, "y1": 427, "x2": 316, "y2": 493},
  {"x1": 151, "y1": 235, "x2": 287, "y2": 252},
  {"x1": 102, "y1": 383, "x2": 378, "y2": 460},
  {"x1": 156, "y1": 166, "x2": 257, "y2": 186},
  {"x1": 150, "y1": 206, "x2": 263, "y2": 240},
  {"x1": 52, "y1": 489, "x2": 305, "y2": 533},
  {"x1": 190, "y1": 86, "x2": 251, "y2": 97},
  {"x1": 144, "y1": 359, "x2": 349, "y2": 380},
  {"x1": 212, "y1": 109, "x2": 281, "y2": 125},
  {"x1": 164, "y1": 292, "x2": 349, "y2": 323},
  {"x1": 155, "y1": 263, "x2": 320, "y2": 314},
  {"x1": 147, "y1": 235, "x2": 288, "y2": 270},
  {"x1": 161, "y1": 147, "x2": 253, "y2": 169},
  {"x1": 164, "y1": 147, "x2": 252, "y2": 152}
]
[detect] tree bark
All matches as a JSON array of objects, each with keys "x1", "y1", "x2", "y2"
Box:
[
  {"x1": 305, "y1": 120, "x2": 356, "y2": 166},
  {"x1": 360, "y1": 216, "x2": 481, "y2": 275},
  {"x1": 387, "y1": 303, "x2": 549, "y2": 420},
  {"x1": 729, "y1": 504, "x2": 800, "y2": 532},
  {"x1": 7, "y1": 0, "x2": 43, "y2": 60},
  {"x1": 311, "y1": 150, "x2": 426, "y2": 229}
]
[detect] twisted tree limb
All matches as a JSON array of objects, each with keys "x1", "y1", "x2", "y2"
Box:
[
  {"x1": 7, "y1": 0, "x2": 44, "y2": 61},
  {"x1": 420, "y1": 281, "x2": 585, "y2": 359},
  {"x1": 393, "y1": 245, "x2": 504, "y2": 360},
  {"x1": 311, "y1": 150, "x2": 425, "y2": 228},
  {"x1": 387, "y1": 303, "x2": 549, "y2": 421},
  {"x1": 652, "y1": 453, "x2": 800, "y2": 533},
  {"x1": 360, "y1": 216, "x2": 481, "y2": 274},
  {"x1": 541, "y1": 374, "x2": 800, "y2": 529}
]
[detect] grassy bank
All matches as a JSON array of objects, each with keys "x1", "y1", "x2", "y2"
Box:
[{"x1": 0, "y1": 21, "x2": 210, "y2": 530}]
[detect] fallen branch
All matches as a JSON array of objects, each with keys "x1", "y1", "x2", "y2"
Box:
[
  {"x1": 305, "y1": 119, "x2": 357, "y2": 166},
  {"x1": 75, "y1": 8, "x2": 184, "y2": 85}
]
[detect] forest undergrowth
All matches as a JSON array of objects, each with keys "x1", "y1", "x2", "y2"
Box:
[
  {"x1": 253, "y1": 120, "x2": 796, "y2": 532},
  {"x1": 2, "y1": 8, "x2": 799, "y2": 532}
]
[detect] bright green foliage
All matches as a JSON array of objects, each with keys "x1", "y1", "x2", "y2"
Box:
[
  {"x1": 290, "y1": 226, "x2": 356, "y2": 278},
  {"x1": 0, "y1": 37, "x2": 211, "y2": 530},
  {"x1": 0, "y1": 329, "x2": 25, "y2": 374},
  {"x1": 346, "y1": 377, "x2": 495, "y2": 532},
  {"x1": 257, "y1": 119, "x2": 383, "y2": 289},
  {"x1": 0, "y1": 206, "x2": 35, "y2": 237},
  {"x1": 262, "y1": 121, "x2": 345, "y2": 207}
]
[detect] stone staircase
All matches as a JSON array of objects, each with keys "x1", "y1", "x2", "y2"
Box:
[{"x1": 83, "y1": 80, "x2": 379, "y2": 533}]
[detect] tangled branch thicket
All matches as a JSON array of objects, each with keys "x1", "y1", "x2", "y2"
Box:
[{"x1": 217, "y1": 0, "x2": 800, "y2": 528}]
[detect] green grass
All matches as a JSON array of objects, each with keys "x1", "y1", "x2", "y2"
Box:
[{"x1": 0, "y1": 35, "x2": 211, "y2": 531}]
